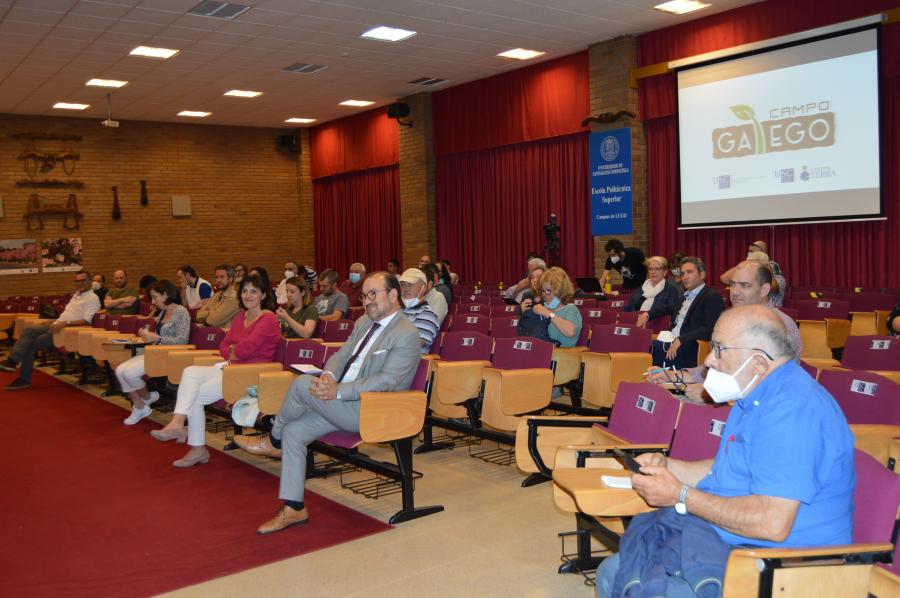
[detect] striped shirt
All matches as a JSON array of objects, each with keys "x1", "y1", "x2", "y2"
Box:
[{"x1": 402, "y1": 300, "x2": 441, "y2": 353}]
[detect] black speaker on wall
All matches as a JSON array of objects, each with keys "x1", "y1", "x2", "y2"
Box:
[
  {"x1": 277, "y1": 133, "x2": 300, "y2": 154},
  {"x1": 387, "y1": 102, "x2": 410, "y2": 119}
]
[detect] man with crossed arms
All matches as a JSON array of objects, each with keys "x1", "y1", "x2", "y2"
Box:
[{"x1": 234, "y1": 271, "x2": 421, "y2": 534}]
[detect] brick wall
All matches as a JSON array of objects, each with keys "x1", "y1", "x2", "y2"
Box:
[
  {"x1": 398, "y1": 92, "x2": 436, "y2": 270},
  {"x1": 0, "y1": 114, "x2": 310, "y2": 297},
  {"x1": 588, "y1": 36, "x2": 648, "y2": 280}
]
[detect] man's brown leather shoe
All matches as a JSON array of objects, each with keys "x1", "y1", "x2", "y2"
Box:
[
  {"x1": 234, "y1": 434, "x2": 282, "y2": 458},
  {"x1": 257, "y1": 506, "x2": 309, "y2": 535}
]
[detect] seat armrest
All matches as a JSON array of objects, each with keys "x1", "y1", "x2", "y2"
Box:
[
  {"x1": 257, "y1": 371, "x2": 297, "y2": 415},
  {"x1": 222, "y1": 362, "x2": 284, "y2": 404},
  {"x1": 359, "y1": 391, "x2": 426, "y2": 443},
  {"x1": 143, "y1": 344, "x2": 196, "y2": 377}
]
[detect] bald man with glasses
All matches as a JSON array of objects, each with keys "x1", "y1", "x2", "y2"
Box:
[{"x1": 234, "y1": 271, "x2": 421, "y2": 534}]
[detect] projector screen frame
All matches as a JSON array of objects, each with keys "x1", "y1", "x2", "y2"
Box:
[{"x1": 674, "y1": 23, "x2": 885, "y2": 230}]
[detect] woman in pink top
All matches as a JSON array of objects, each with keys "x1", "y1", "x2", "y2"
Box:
[{"x1": 150, "y1": 274, "x2": 281, "y2": 467}]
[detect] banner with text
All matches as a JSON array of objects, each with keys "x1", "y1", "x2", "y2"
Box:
[{"x1": 590, "y1": 128, "x2": 633, "y2": 235}]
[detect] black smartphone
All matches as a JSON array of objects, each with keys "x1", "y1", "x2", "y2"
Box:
[{"x1": 612, "y1": 448, "x2": 645, "y2": 475}]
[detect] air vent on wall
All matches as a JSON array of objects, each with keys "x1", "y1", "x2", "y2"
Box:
[
  {"x1": 283, "y1": 63, "x2": 328, "y2": 74},
  {"x1": 408, "y1": 77, "x2": 448, "y2": 86},
  {"x1": 188, "y1": 1, "x2": 250, "y2": 20}
]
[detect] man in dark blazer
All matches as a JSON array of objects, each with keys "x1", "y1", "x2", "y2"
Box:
[
  {"x1": 651, "y1": 256, "x2": 726, "y2": 369},
  {"x1": 234, "y1": 271, "x2": 421, "y2": 534}
]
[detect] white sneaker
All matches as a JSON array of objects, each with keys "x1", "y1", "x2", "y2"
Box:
[
  {"x1": 144, "y1": 391, "x2": 160, "y2": 406},
  {"x1": 124, "y1": 405, "x2": 152, "y2": 425}
]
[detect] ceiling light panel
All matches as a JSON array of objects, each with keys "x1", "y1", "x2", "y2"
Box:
[
  {"x1": 497, "y1": 48, "x2": 545, "y2": 60},
  {"x1": 285, "y1": 117, "x2": 316, "y2": 123},
  {"x1": 408, "y1": 77, "x2": 448, "y2": 86},
  {"x1": 178, "y1": 110, "x2": 211, "y2": 117},
  {"x1": 53, "y1": 102, "x2": 90, "y2": 110},
  {"x1": 224, "y1": 89, "x2": 261, "y2": 97},
  {"x1": 86, "y1": 78, "x2": 128, "y2": 88},
  {"x1": 130, "y1": 46, "x2": 180, "y2": 59},
  {"x1": 360, "y1": 26, "x2": 417, "y2": 42},
  {"x1": 188, "y1": 1, "x2": 251, "y2": 20},
  {"x1": 654, "y1": 0, "x2": 712, "y2": 15},
  {"x1": 339, "y1": 100, "x2": 374, "y2": 107},
  {"x1": 282, "y1": 63, "x2": 328, "y2": 74}
]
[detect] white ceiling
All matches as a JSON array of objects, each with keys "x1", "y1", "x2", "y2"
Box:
[{"x1": 0, "y1": 0, "x2": 759, "y2": 128}]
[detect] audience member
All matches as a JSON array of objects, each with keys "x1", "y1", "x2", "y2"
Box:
[
  {"x1": 276, "y1": 261, "x2": 318, "y2": 304},
  {"x1": 249, "y1": 266, "x2": 277, "y2": 309},
  {"x1": 196, "y1": 264, "x2": 240, "y2": 327},
  {"x1": 721, "y1": 251, "x2": 787, "y2": 307},
  {"x1": 233, "y1": 272, "x2": 421, "y2": 534},
  {"x1": 116, "y1": 280, "x2": 191, "y2": 425},
  {"x1": 649, "y1": 260, "x2": 802, "y2": 402},
  {"x1": 340, "y1": 263, "x2": 366, "y2": 307},
  {"x1": 139, "y1": 274, "x2": 157, "y2": 295},
  {"x1": 889, "y1": 302, "x2": 899, "y2": 337},
  {"x1": 624, "y1": 256, "x2": 679, "y2": 329},
  {"x1": 104, "y1": 269, "x2": 139, "y2": 315},
  {"x1": 421, "y1": 263, "x2": 449, "y2": 325},
  {"x1": 276, "y1": 277, "x2": 318, "y2": 339},
  {"x1": 398, "y1": 268, "x2": 440, "y2": 352},
  {"x1": 149, "y1": 274, "x2": 281, "y2": 467},
  {"x1": 504, "y1": 257, "x2": 547, "y2": 302},
  {"x1": 386, "y1": 259, "x2": 400, "y2": 276},
  {"x1": 315, "y1": 269, "x2": 349, "y2": 321},
  {"x1": 651, "y1": 257, "x2": 725, "y2": 369},
  {"x1": 423, "y1": 263, "x2": 452, "y2": 307},
  {"x1": 442, "y1": 258, "x2": 459, "y2": 285},
  {"x1": 433, "y1": 260, "x2": 454, "y2": 302},
  {"x1": 596, "y1": 306, "x2": 854, "y2": 596},
  {"x1": 92, "y1": 273, "x2": 109, "y2": 306},
  {"x1": 599, "y1": 239, "x2": 647, "y2": 290},
  {"x1": 668, "y1": 252, "x2": 685, "y2": 293},
  {"x1": 418, "y1": 255, "x2": 431, "y2": 268},
  {"x1": 178, "y1": 265, "x2": 212, "y2": 309},
  {"x1": 1, "y1": 271, "x2": 101, "y2": 390},
  {"x1": 518, "y1": 267, "x2": 582, "y2": 347},
  {"x1": 519, "y1": 266, "x2": 546, "y2": 305},
  {"x1": 233, "y1": 263, "x2": 247, "y2": 286}
]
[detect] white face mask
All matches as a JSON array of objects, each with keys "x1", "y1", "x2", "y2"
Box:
[
  {"x1": 402, "y1": 297, "x2": 419, "y2": 309},
  {"x1": 91, "y1": 281, "x2": 101, "y2": 291},
  {"x1": 284, "y1": 270, "x2": 296, "y2": 280},
  {"x1": 610, "y1": 255, "x2": 621, "y2": 264},
  {"x1": 703, "y1": 354, "x2": 760, "y2": 404}
]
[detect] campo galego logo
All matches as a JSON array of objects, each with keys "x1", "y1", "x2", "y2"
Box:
[{"x1": 712, "y1": 103, "x2": 835, "y2": 159}]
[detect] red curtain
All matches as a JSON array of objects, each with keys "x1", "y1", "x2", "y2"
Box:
[
  {"x1": 432, "y1": 52, "x2": 589, "y2": 156},
  {"x1": 313, "y1": 166, "x2": 401, "y2": 276},
  {"x1": 310, "y1": 109, "x2": 399, "y2": 179},
  {"x1": 436, "y1": 133, "x2": 591, "y2": 284},
  {"x1": 638, "y1": 0, "x2": 900, "y2": 288}
]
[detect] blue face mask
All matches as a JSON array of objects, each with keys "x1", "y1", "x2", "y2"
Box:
[
  {"x1": 349, "y1": 273, "x2": 361, "y2": 284},
  {"x1": 545, "y1": 297, "x2": 561, "y2": 310}
]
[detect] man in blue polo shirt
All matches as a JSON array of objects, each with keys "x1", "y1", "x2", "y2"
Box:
[{"x1": 596, "y1": 305, "x2": 855, "y2": 597}]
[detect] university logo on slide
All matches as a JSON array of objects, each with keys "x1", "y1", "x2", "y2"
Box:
[
  {"x1": 712, "y1": 103, "x2": 835, "y2": 159},
  {"x1": 600, "y1": 135, "x2": 620, "y2": 161}
]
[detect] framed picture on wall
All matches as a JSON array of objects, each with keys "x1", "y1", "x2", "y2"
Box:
[
  {"x1": 0, "y1": 239, "x2": 39, "y2": 275},
  {"x1": 41, "y1": 238, "x2": 83, "y2": 272}
]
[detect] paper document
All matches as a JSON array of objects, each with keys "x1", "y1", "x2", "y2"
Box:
[
  {"x1": 291, "y1": 364, "x2": 324, "y2": 375},
  {"x1": 601, "y1": 475, "x2": 633, "y2": 489}
]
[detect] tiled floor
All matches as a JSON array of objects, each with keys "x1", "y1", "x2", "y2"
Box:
[{"x1": 23, "y1": 358, "x2": 598, "y2": 598}]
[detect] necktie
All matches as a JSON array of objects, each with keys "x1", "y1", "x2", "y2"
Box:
[{"x1": 336, "y1": 322, "x2": 381, "y2": 382}]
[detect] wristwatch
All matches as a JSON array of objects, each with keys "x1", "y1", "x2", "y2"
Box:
[
  {"x1": 548, "y1": 311, "x2": 556, "y2": 319},
  {"x1": 675, "y1": 484, "x2": 689, "y2": 515}
]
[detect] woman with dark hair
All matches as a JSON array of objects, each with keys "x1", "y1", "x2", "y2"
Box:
[
  {"x1": 116, "y1": 280, "x2": 191, "y2": 425},
  {"x1": 249, "y1": 266, "x2": 277, "y2": 309},
  {"x1": 149, "y1": 274, "x2": 281, "y2": 467},
  {"x1": 276, "y1": 277, "x2": 318, "y2": 338}
]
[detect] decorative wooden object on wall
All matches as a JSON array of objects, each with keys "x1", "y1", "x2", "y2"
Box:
[
  {"x1": 18, "y1": 147, "x2": 80, "y2": 177},
  {"x1": 112, "y1": 186, "x2": 122, "y2": 220},
  {"x1": 15, "y1": 180, "x2": 85, "y2": 189},
  {"x1": 24, "y1": 193, "x2": 83, "y2": 231},
  {"x1": 140, "y1": 180, "x2": 148, "y2": 206},
  {"x1": 580, "y1": 111, "x2": 637, "y2": 127}
]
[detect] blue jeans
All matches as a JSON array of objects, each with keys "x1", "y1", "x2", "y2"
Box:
[{"x1": 596, "y1": 553, "x2": 699, "y2": 598}]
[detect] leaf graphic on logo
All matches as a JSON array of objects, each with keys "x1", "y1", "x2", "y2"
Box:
[{"x1": 730, "y1": 105, "x2": 755, "y2": 121}]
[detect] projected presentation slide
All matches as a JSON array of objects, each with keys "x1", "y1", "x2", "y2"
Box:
[{"x1": 678, "y1": 28, "x2": 881, "y2": 227}]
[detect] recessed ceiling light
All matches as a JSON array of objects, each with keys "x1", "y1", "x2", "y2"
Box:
[
  {"x1": 86, "y1": 78, "x2": 128, "y2": 88},
  {"x1": 497, "y1": 48, "x2": 545, "y2": 60},
  {"x1": 224, "y1": 89, "x2": 262, "y2": 98},
  {"x1": 130, "y1": 46, "x2": 180, "y2": 59},
  {"x1": 53, "y1": 102, "x2": 89, "y2": 110},
  {"x1": 339, "y1": 100, "x2": 375, "y2": 107},
  {"x1": 178, "y1": 110, "x2": 211, "y2": 117},
  {"x1": 285, "y1": 117, "x2": 316, "y2": 123},
  {"x1": 360, "y1": 26, "x2": 417, "y2": 42},
  {"x1": 654, "y1": 0, "x2": 711, "y2": 15}
]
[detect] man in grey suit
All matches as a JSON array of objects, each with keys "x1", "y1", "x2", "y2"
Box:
[{"x1": 234, "y1": 271, "x2": 421, "y2": 534}]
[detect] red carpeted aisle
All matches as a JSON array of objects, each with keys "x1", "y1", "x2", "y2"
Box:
[{"x1": 0, "y1": 371, "x2": 392, "y2": 598}]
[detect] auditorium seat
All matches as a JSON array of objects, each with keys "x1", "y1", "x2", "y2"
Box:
[
  {"x1": 581, "y1": 324, "x2": 653, "y2": 410},
  {"x1": 796, "y1": 298, "x2": 852, "y2": 358},
  {"x1": 489, "y1": 315, "x2": 519, "y2": 338},
  {"x1": 316, "y1": 319, "x2": 354, "y2": 343},
  {"x1": 448, "y1": 313, "x2": 490, "y2": 335},
  {"x1": 841, "y1": 336, "x2": 900, "y2": 373}
]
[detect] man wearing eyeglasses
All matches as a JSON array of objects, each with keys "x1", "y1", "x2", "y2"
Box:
[
  {"x1": 233, "y1": 271, "x2": 421, "y2": 534},
  {"x1": 1, "y1": 271, "x2": 101, "y2": 390},
  {"x1": 595, "y1": 305, "x2": 854, "y2": 597}
]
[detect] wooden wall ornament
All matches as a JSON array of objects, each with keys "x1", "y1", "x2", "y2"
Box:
[
  {"x1": 112, "y1": 186, "x2": 122, "y2": 220},
  {"x1": 140, "y1": 180, "x2": 148, "y2": 206},
  {"x1": 16, "y1": 180, "x2": 85, "y2": 189},
  {"x1": 24, "y1": 193, "x2": 83, "y2": 231},
  {"x1": 18, "y1": 147, "x2": 79, "y2": 177}
]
